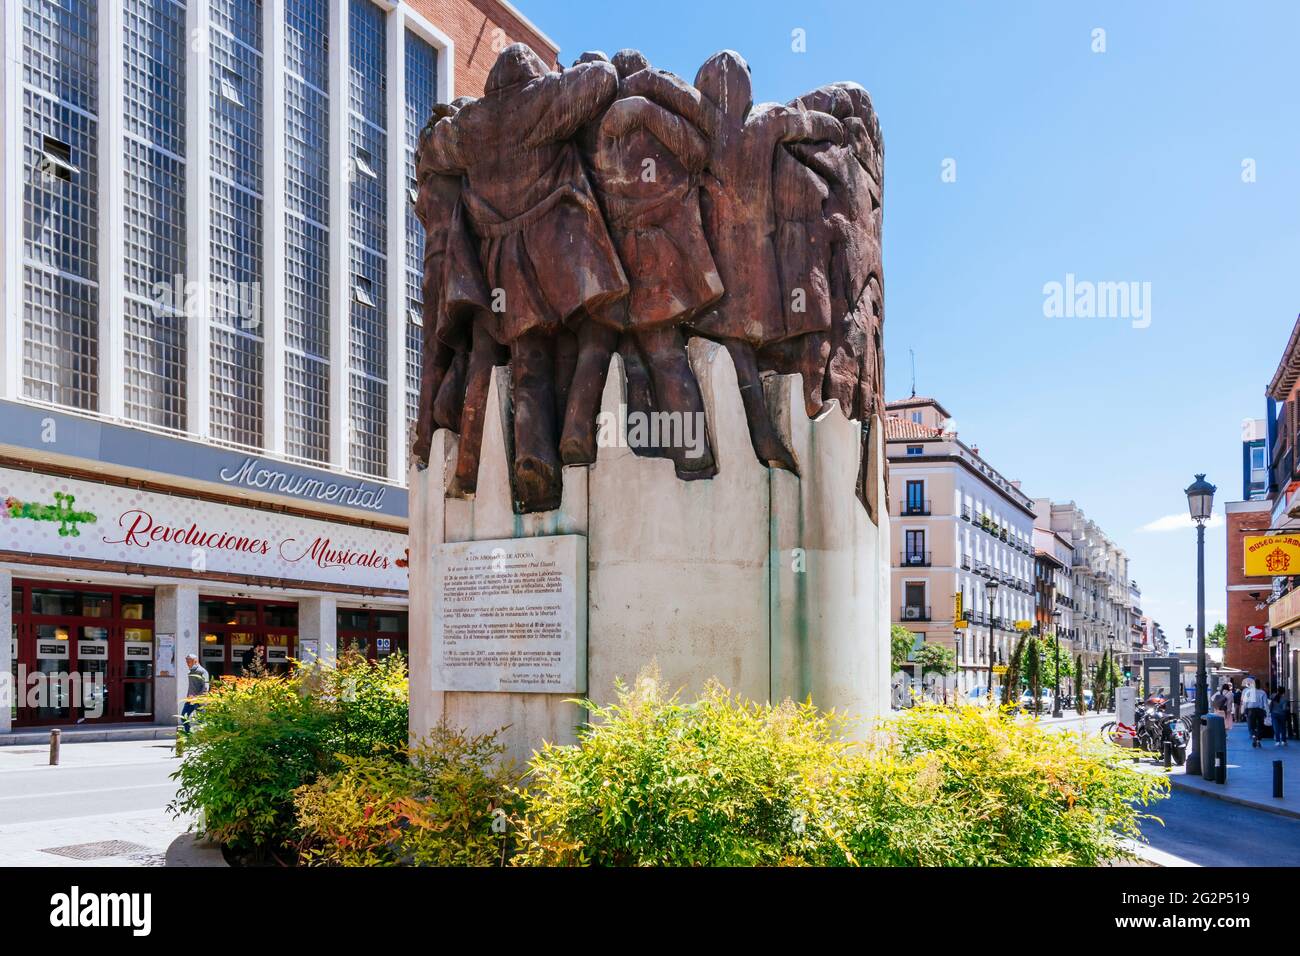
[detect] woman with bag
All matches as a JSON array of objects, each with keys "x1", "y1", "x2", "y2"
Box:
[{"x1": 1270, "y1": 688, "x2": 1290, "y2": 747}]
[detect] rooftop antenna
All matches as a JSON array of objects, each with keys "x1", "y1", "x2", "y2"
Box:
[{"x1": 909, "y1": 349, "x2": 916, "y2": 398}]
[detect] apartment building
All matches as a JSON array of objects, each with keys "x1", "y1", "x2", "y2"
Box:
[
  {"x1": 1033, "y1": 499, "x2": 1134, "y2": 668},
  {"x1": 886, "y1": 397, "x2": 1037, "y2": 696},
  {"x1": 0, "y1": 0, "x2": 559, "y2": 734},
  {"x1": 1032, "y1": 525, "x2": 1073, "y2": 645}
]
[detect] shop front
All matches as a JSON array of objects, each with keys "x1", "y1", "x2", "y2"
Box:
[
  {"x1": 9, "y1": 582, "x2": 156, "y2": 726},
  {"x1": 1, "y1": 460, "x2": 409, "y2": 733}
]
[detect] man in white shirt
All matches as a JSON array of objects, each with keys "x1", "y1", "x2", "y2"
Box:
[{"x1": 1241, "y1": 679, "x2": 1269, "y2": 748}]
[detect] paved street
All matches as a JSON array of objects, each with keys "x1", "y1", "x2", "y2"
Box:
[
  {"x1": 1140, "y1": 788, "x2": 1300, "y2": 867},
  {"x1": 0, "y1": 740, "x2": 192, "y2": 866}
]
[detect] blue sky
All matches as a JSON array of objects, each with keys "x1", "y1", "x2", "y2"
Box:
[{"x1": 518, "y1": 0, "x2": 1300, "y2": 642}]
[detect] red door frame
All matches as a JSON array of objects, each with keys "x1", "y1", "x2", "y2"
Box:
[
  {"x1": 198, "y1": 596, "x2": 298, "y2": 676},
  {"x1": 11, "y1": 580, "x2": 156, "y2": 727}
]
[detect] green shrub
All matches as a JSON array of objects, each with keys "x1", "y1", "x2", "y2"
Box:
[
  {"x1": 170, "y1": 651, "x2": 409, "y2": 859},
  {"x1": 293, "y1": 725, "x2": 518, "y2": 866},
  {"x1": 510, "y1": 673, "x2": 866, "y2": 866},
  {"x1": 510, "y1": 674, "x2": 1167, "y2": 867},
  {"x1": 863, "y1": 704, "x2": 1168, "y2": 866},
  {"x1": 169, "y1": 675, "x2": 334, "y2": 858}
]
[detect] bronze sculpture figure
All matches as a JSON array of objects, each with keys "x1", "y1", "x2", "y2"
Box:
[{"x1": 413, "y1": 43, "x2": 884, "y2": 514}]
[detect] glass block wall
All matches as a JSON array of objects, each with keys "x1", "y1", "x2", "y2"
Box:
[
  {"x1": 347, "y1": 0, "x2": 388, "y2": 478},
  {"x1": 207, "y1": 0, "x2": 264, "y2": 448},
  {"x1": 404, "y1": 31, "x2": 437, "y2": 459},
  {"x1": 122, "y1": 0, "x2": 188, "y2": 430},
  {"x1": 22, "y1": 0, "x2": 101, "y2": 410},
  {"x1": 283, "y1": 0, "x2": 331, "y2": 463}
]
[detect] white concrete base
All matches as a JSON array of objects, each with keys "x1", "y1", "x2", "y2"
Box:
[{"x1": 409, "y1": 338, "x2": 890, "y2": 767}]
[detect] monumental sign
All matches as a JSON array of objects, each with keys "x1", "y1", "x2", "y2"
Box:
[{"x1": 432, "y1": 535, "x2": 587, "y2": 693}]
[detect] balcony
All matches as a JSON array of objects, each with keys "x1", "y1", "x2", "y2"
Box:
[
  {"x1": 900, "y1": 550, "x2": 932, "y2": 567},
  {"x1": 960, "y1": 555, "x2": 971, "y2": 570},
  {"x1": 961, "y1": 506, "x2": 971, "y2": 521},
  {"x1": 902, "y1": 499, "x2": 932, "y2": 516},
  {"x1": 900, "y1": 605, "x2": 931, "y2": 622}
]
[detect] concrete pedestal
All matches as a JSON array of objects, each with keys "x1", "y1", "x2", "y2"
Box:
[{"x1": 409, "y1": 339, "x2": 890, "y2": 767}]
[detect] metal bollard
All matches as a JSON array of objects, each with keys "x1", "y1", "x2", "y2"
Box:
[
  {"x1": 1215, "y1": 751, "x2": 1226, "y2": 785},
  {"x1": 49, "y1": 728, "x2": 61, "y2": 766},
  {"x1": 1162, "y1": 740, "x2": 1172, "y2": 769},
  {"x1": 1275, "y1": 760, "x2": 1284, "y2": 799}
]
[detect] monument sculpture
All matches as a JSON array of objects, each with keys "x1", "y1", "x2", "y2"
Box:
[
  {"x1": 413, "y1": 44, "x2": 884, "y2": 514},
  {"x1": 408, "y1": 44, "x2": 890, "y2": 765}
]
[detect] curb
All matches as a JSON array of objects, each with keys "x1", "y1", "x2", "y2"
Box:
[
  {"x1": 0, "y1": 726, "x2": 177, "y2": 747},
  {"x1": 1168, "y1": 775, "x2": 1300, "y2": 821},
  {"x1": 164, "y1": 833, "x2": 228, "y2": 868}
]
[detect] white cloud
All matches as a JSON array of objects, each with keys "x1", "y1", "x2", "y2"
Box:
[{"x1": 1137, "y1": 512, "x2": 1224, "y2": 533}]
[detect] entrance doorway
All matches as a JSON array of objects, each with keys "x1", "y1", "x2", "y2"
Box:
[
  {"x1": 10, "y1": 581, "x2": 155, "y2": 727},
  {"x1": 337, "y1": 607, "x2": 408, "y2": 662},
  {"x1": 199, "y1": 597, "x2": 298, "y2": 678}
]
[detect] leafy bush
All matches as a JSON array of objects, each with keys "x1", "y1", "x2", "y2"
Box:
[
  {"x1": 169, "y1": 675, "x2": 335, "y2": 859},
  {"x1": 170, "y1": 651, "x2": 409, "y2": 859},
  {"x1": 511, "y1": 673, "x2": 860, "y2": 866},
  {"x1": 294, "y1": 725, "x2": 518, "y2": 867},
  {"x1": 510, "y1": 673, "x2": 1167, "y2": 867},
  {"x1": 861, "y1": 704, "x2": 1168, "y2": 866}
]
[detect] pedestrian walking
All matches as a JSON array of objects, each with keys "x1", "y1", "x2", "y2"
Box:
[
  {"x1": 1212, "y1": 682, "x2": 1234, "y2": 731},
  {"x1": 1233, "y1": 684, "x2": 1243, "y2": 722},
  {"x1": 1270, "y1": 688, "x2": 1290, "y2": 747},
  {"x1": 1242, "y1": 679, "x2": 1269, "y2": 748},
  {"x1": 181, "y1": 654, "x2": 209, "y2": 735}
]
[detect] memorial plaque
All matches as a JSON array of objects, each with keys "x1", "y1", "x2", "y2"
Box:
[{"x1": 432, "y1": 534, "x2": 587, "y2": 693}]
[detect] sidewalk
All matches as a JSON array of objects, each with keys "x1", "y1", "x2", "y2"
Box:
[
  {"x1": 1165, "y1": 723, "x2": 1299, "y2": 819},
  {"x1": 0, "y1": 808, "x2": 194, "y2": 866},
  {"x1": 0, "y1": 723, "x2": 177, "y2": 747}
]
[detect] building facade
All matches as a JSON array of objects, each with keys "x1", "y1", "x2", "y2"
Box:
[
  {"x1": 0, "y1": 0, "x2": 559, "y2": 734},
  {"x1": 1225, "y1": 498, "x2": 1273, "y2": 678},
  {"x1": 885, "y1": 398, "x2": 1038, "y2": 696},
  {"x1": 1261, "y1": 315, "x2": 1300, "y2": 706},
  {"x1": 1033, "y1": 499, "x2": 1134, "y2": 669}
]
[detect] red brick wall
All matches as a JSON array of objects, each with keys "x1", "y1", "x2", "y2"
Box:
[
  {"x1": 1226, "y1": 504, "x2": 1272, "y2": 677},
  {"x1": 409, "y1": 0, "x2": 561, "y2": 99}
]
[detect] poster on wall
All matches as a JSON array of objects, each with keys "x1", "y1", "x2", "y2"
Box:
[
  {"x1": 298, "y1": 639, "x2": 321, "y2": 662},
  {"x1": 157, "y1": 633, "x2": 176, "y2": 677},
  {"x1": 0, "y1": 467, "x2": 408, "y2": 591}
]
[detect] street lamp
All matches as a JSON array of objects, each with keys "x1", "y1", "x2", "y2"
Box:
[
  {"x1": 1051, "y1": 609, "x2": 1064, "y2": 717},
  {"x1": 1184, "y1": 473, "x2": 1216, "y2": 776},
  {"x1": 985, "y1": 578, "x2": 1000, "y2": 703}
]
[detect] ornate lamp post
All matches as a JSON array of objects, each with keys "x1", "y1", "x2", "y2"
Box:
[
  {"x1": 985, "y1": 578, "x2": 1000, "y2": 703},
  {"x1": 1184, "y1": 473, "x2": 1216, "y2": 776},
  {"x1": 1051, "y1": 609, "x2": 1064, "y2": 718}
]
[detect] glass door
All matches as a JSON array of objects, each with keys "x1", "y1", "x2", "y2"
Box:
[
  {"x1": 121, "y1": 624, "x2": 154, "y2": 719},
  {"x1": 76, "y1": 623, "x2": 111, "y2": 722}
]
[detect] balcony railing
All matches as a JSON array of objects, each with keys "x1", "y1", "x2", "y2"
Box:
[
  {"x1": 961, "y1": 506, "x2": 971, "y2": 521},
  {"x1": 902, "y1": 499, "x2": 932, "y2": 516},
  {"x1": 901, "y1": 605, "x2": 931, "y2": 622},
  {"x1": 961, "y1": 555, "x2": 971, "y2": 570},
  {"x1": 900, "y1": 550, "x2": 932, "y2": 567}
]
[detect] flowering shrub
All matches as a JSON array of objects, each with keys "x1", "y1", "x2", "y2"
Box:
[
  {"x1": 293, "y1": 725, "x2": 517, "y2": 867},
  {"x1": 509, "y1": 673, "x2": 1167, "y2": 867},
  {"x1": 170, "y1": 651, "x2": 409, "y2": 861}
]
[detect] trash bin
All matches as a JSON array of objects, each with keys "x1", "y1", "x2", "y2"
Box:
[{"x1": 1200, "y1": 713, "x2": 1226, "y2": 781}]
